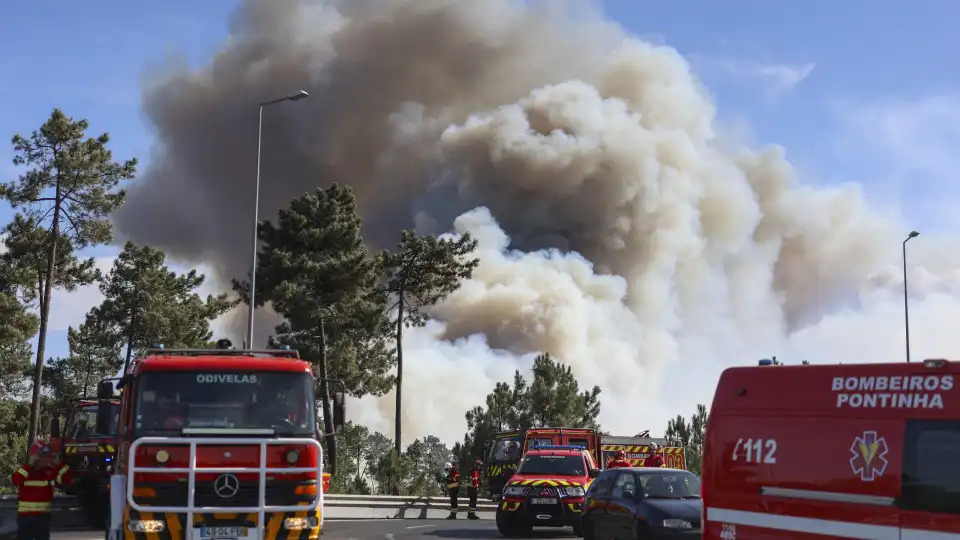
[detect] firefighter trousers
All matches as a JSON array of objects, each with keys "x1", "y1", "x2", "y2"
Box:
[
  {"x1": 467, "y1": 486, "x2": 479, "y2": 519},
  {"x1": 447, "y1": 488, "x2": 459, "y2": 518},
  {"x1": 17, "y1": 513, "x2": 51, "y2": 540}
]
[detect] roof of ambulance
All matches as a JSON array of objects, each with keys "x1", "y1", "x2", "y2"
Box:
[
  {"x1": 136, "y1": 354, "x2": 312, "y2": 373},
  {"x1": 712, "y1": 360, "x2": 960, "y2": 418}
]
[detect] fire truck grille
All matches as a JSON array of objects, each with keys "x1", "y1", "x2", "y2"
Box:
[{"x1": 135, "y1": 480, "x2": 317, "y2": 509}]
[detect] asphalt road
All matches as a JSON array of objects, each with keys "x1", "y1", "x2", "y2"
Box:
[{"x1": 49, "y1": 520, "x2": 581, "y2": 540}]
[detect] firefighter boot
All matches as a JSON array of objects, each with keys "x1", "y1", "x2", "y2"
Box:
[
  {"x1": 446, "y1": 511, "x2": 457, "y2": 520},
  {"x1": 467, "y1": 510, "x2": 479, "y2": 520}
]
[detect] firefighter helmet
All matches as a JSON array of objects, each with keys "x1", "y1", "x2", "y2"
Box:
[
  {"x1": 474, "y1": 459, "x2": 483, "y2": 467},
  {"x1": 443, "y1": 462, "x2": 452, "y2": 472}
]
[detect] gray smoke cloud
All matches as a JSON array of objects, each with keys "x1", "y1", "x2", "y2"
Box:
[{"x1": 116, "y1": 0, "x2": 960, "y2": 443}]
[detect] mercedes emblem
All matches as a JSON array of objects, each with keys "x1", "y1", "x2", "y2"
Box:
[{"x1": 213, "y1": 473, "x2": 240, "y2": 499}]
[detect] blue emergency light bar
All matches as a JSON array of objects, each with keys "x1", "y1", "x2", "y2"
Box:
[
  {"x1": 531, "y1": 444, "x2": 585, "y2": 451},
  {"x1": 758, "y1": 358, "x2": 773, "y2": 366}
]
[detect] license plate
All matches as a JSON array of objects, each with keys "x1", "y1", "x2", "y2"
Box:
[
  {"x1": 531, "y1": 497, "x2": 557, "y2": 505},
  {"x1": 200, "y1": 526, "x2": 248, "y2": 539}
]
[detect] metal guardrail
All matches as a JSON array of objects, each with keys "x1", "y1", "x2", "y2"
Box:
[{"x1": 0, "y1": 493, "x2": 499, "y2": 512}]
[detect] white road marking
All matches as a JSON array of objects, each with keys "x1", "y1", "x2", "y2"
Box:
[{"x1": 405, "y1": 524, "x2": 436, "y2": 529}]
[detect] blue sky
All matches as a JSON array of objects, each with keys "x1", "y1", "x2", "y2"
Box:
[{"x1": 1, "y1": 0, "x2": 956, "y2": 360}]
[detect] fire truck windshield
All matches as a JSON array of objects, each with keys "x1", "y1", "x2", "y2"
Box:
[
  {"x1": 133, "y1": 371, "x2": 315, "y2": 437},
  {"x1": 489, "y1": 435, "x2": 524, "y2": 462},
  {"x1": 72, "y1": 404, "x2": 120, "y2": 438}
]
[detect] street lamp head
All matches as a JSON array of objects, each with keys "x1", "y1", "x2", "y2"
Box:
[
  {"x1": 908, "y1": 230, "x2": 919, "y2": 239},
  {"x1": 290, "y1": 90, "x2": 310, "y2": 101}
]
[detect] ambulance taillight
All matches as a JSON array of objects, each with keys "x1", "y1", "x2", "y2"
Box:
[{"x1": 923, "y1": 358, "x2": 948, "y2": 368}]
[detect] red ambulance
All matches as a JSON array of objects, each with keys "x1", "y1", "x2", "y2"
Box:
[{"x1": 702, "y1": 357, "x2": 960, "y2": 539}]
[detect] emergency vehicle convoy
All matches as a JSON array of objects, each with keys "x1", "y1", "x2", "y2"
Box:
[
  {"x1": 495, "y1": 444, "x2": 597, "y2": 537},
  {"x1": 51, "y1": 396, "x2": 121, "y2": 527},
  {"x1": 703, "y1": 357, "x2": 960, "y2": 539},
  {"x1": 94, "y1": 342, "x2": 345, "y2": 540},
  {"x1": 485, "y1": 428, "x2": 685, "y2": 499}
]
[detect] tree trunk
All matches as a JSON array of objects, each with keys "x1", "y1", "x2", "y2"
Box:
[
  {"x1": 28, "y1": 198, "x2": 62, "y2": 446},
  {"x1": 316, "y1": 318, "x2": 337, "y2": 475},
  {"x1": 82, "y1": 353, "x2": 92, "y2": 398},
  {"x1": 123, "y1": 306, "x2": 137, "y2": 374},
  {"x1": 392, "y1": 291, "x2": 404, "y2": 496}
]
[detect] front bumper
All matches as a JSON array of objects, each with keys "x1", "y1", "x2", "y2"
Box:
[
  {"x1": 496, "y1": 495, "x2": 583, "y2": 528},
  {"x1": 123, "y1": 507, "x2": 321, "y2": 540}
]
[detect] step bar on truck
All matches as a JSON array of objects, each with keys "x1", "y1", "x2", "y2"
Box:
[{"x1": 109, "y1": 437, "x2": 324, "y2": 539}]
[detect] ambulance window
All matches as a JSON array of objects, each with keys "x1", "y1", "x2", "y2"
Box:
[
  {"x1": 902, "y1": 420, "x2": 960, "y2": 514},
  {"x1": 528, "y1": 438, "x2": 552, "y2": 449},
  {"x1": 568, "y1": 438, "x2": 589, "y2": 449}
]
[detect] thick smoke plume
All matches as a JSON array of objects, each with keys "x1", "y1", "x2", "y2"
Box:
[{"x1": 117, "y1": 0, "x2": 960, "y2": 444}]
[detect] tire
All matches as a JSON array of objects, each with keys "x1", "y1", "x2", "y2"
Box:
[
  {"x1": 83, "y1": 495, "x2": 108, "y2": 529},
  {"x1": 495, "y1": 509, "x2": 532, "y2": 538},
  {"x1": 581, "y1": 517, "x2": 595, "y2": 540}
]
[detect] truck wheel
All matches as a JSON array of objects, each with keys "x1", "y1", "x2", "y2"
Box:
[
  {"x1": 581, "y1": 517, "x2": 595, "y2": 540},
  {"x1": 84, "y1": 497, "x2": 108, "y2": 529},
  {"x1": 495, "y1": 510, "x2": 532, "y2": 538}
]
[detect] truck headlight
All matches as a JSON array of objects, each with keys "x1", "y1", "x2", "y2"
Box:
[
  {"x1": 285, "y1": 449, "x2": 300, "y2": 465},
  {"x1": 561, "y1": 486, "x2": 585, "y2": 497},
  {"x1": 284, "y1": 517, "x2": 317, "y2": 530},
  {"x1": 128, "y1": 520, "x2": 165, "y2": 532},
  {"x1": 155, "y1": 450, "x2": 169, "y2": 465},
  {"x1": 502, "y1": 486, "x2": 526, "y2": 497},
  {"x1": 662, "y1": 518, "x2": 692, "y2": 529}
]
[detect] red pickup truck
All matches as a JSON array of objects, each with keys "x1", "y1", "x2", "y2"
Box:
[{"x1": 496, "y1": 445, "x2": 599, "y2": 537}]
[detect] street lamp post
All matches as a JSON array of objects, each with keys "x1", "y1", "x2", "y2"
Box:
[
  {"x1": 903, "y1": 230, "x2": 919, "y2": 363},
  {"x1": 246, "y1": 90, "x2": 310, "y2": 349}
]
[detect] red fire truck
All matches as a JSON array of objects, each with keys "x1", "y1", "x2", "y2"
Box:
[
  {"x1": 96, "y1": 343, "x2": 344, "y2": 540},
  {"x1": 50, "y1": 396, "x2": 121, "y2": 527},
  {"x1": 486, "y1": 428, "x2": 685, "y2": 499},
  {"x1": 703, "y1": 357, "x2": 960, "y2": 539}
]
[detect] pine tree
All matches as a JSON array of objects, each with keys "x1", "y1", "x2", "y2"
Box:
[
  {"x1": 93, "y1": 242, "x2": 236, "y2": 371},
  {"x1": 43, "y1": 314, "x2": 122, "y2": 404},
  {"x1": 383, "y1": 230, "x2": 479, "y2": 456},
  {"x1": 235, "y1": 184, "x2": 395, "y2": 474},
  {"x1": 455, "y1": 353, "x2": 602, "y2": 469},
  {"x1": 1, "y1": 109, "x2": 134, "y2": 443}
]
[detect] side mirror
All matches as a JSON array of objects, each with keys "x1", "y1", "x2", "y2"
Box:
[
  {"x1": 95, "y1": 400, "x2": 113, "y2": 435},
  {"x1": 332, "y1": 391, "x2": 345, "y2": 430},
  {"x1": 97, "y1": 381, "x2": 114, "y2": 400},
  {"x1": 51, "y1": 417, "x2": 61, "y2": 439},
  {"x1": 588, "y1": 468, "x2": 600, "y2": 479}
]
